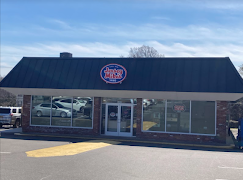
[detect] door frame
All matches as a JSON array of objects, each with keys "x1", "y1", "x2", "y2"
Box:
[{"x1": 105, "y1": 103, "x2": 134, "y2": 137}]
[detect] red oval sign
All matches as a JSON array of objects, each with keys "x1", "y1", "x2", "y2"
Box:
[{"x1": 100, "y1": 64, "x2": 127, "y2": 84}]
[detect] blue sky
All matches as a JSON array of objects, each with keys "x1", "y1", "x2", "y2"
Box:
[{"x1": 1, "y1": 0, "x2": 243, "y2": 76}]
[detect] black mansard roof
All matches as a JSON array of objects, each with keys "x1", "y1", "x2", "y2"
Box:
[
  {"x1": 1, "y1": 57, "x2": 243, "y2": 94},
  {"x1": 1, "y1": 56, "x2": 243, "y2": 101}
]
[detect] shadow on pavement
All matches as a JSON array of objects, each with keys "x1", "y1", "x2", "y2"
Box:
[
  {"x1": 1, "y1": 131, "x2": 242, "y2": 154},
  {"x1": 0, "y1": 126, "x2": 23, "y2": 133}
]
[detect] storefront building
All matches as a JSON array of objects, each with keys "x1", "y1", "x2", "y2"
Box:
[{"x1": 1, "y1": 53, "x2": 243, "y2": 144}]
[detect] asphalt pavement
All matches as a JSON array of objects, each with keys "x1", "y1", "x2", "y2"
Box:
[
  {"x1": 1, "y1": 132, "x2": 243, "y2": 180},
  {"x1": 0, "y1": 126, "x2": 239, "y2": 150}
]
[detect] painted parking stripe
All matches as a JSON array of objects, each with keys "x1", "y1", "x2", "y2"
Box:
[
  {"x1": 218, "y1": 166, "x2": 243, "y2": 170},
  {"x1": 26, "y1": 140, "x2": 119, "y2": 158},
  {"x1": 0, "y1": 152, "x2": 11, "y2": 154}
]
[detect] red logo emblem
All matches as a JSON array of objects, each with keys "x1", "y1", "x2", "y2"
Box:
[{"x1": 100, "y1": 64, "x2": 127, "y2": 84}]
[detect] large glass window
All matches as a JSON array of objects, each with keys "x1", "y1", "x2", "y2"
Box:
[
  {"x1": 143, "y1": 99, "x2": 166, "y2": 132},
  {"x1": 72, "y1": 97, "x2": 93, "y2": 128},
  {"x1": 166, "y1": 100, "x2": 190, "y2": 133},
  {"x1": 191, "y1": 101, "x2": 215, "y2": 134},
  {"x1": 31, "y1": 96, "x2": 51, "y2": 125},
  {"x1": 31, "y1": 96, "x2": 93, "y2": 128},
  {"x1": 142, "y1": 99, "x2": 216, "y2": 135}
]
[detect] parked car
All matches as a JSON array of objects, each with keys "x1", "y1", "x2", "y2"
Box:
[
  {"x1": 55, "y1": 98, "x2": 86, "y2": 112},
  {"x1": 0, "y1": 107, "x2": 22, "y2": 128},
  {"x1": 32, "y1": 103, "x2": 77, "y2": 118}
]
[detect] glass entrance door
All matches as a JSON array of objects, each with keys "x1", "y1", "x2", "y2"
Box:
[
  {"x1": 105, "y1": 103, "x2": 133, "y2": 137},
  {"x1": 106, "y1": 105, "x2": 118, "y2": 134}
]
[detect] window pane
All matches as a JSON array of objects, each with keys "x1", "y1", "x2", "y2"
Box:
[
  {"x1": 191, "y1": 101, "x2": 215, "y2": 134},
  {"x1": 31, "y1": 96, "x2": 51, "y2": 125},
  {"x1": 143, "y1": 99, "x2": 165, "y2": 132},
  {"x1": 107, "y1": 105, "x2": 118, "y2": 132},
  {"x1": 166, "y1": 100, "x2": 190, "y2": 133},
  {"x1": 12, "y1": 109, "x2": 16, "y2": 113},
  {"x1": 120, "y1": 106, "x2": 131, "y2": 133},
  {"x1": 51, "y1": 96, "x2": 72, "y2": 126},
  {"x1": 72, "y1": 97, "x2": 93, "y2": 128}
]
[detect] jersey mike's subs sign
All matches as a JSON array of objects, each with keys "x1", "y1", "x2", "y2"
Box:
[
  {"x1": 173, "y1": 104, "x2": 186, "y2": 113},
  {"x1": 100, "y1": 64, "x2": 127, "y2": 84}
]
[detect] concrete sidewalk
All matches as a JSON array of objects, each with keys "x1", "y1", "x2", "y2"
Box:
[
  {"x1": 12, "y1": 131, "x2": 239, "y2": 150},
  {"x1": 1, "y1": 126, "x2": 239, "y2": 150}
]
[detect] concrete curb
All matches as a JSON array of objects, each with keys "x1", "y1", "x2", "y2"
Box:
[{"x1": 14, "y1": 133, "x2": 236, "y2": 150}]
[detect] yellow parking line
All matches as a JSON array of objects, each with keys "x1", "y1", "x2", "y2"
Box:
[{"x1": 26, "y1": 140, "x2": 119, "y2": 158}]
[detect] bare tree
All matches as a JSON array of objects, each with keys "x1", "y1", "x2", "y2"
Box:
[
  {"x1": 128, "y1": 45, "x2": 164, "y2": 58},
  {"x1": 229, "y1": 65, "x2": 243, "y2": 123},
  {"x1": 239, "y1": 64, "x2": 243, "y2": 76},
  {"x1": 0, "y1": 76, "x2": 16, "y2": 106}
]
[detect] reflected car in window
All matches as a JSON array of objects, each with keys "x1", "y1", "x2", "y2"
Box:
[
  {"x1": 55, "y1": 99, "x2": 86, "y2": 112},
  {"x1": 76, "y1": 97, "x2": 92, "y2": 103},
  {"x1": 32, "y1": 103, "x2": 77, "y2": 118}
]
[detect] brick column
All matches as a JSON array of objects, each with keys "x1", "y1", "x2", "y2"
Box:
[
  {"x1": 216, "y1": 101, "x2": 228, "y2": 144},
  {"x1": 93, "y1": 97, "x2": 101, "y2": 135},
  {"x1": 136, "y1": 98, "x2": 142, "y2": 136},
  {"x1": 22, "y1": 95, "x2": 31, "y2": 132}
]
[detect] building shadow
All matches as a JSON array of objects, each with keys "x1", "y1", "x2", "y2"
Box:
[{"x1": 1, "y1": 131, "x2": 242, "y2": 154}]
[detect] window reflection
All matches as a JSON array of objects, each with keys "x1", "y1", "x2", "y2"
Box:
[
  {"x1": 142, "y1": 99, "x2": 216, "y2": 135},
  {"x1": 72, "y1": 97, "x2": 93, "y2": 127},
  {"x1": 143, "y1": 99, "x2": 166, "y2": 132},
  {"x1": 31, "y1": 96, "x2": 51, "y2": 125},
  {"x1": 191, "y1": 101, "x2": 215, "y2": 134},
  {"x1": 166, "y1": 100, "x2": 190, "y2": 133},
  {"x1": 51, "y1": 96, "x2": 72, "y2": 126},
  {"x1": 31, "y1": 96, "x2": 93, "y2": 128}
]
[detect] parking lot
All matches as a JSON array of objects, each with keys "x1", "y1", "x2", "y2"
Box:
[{"x1": 1, "y1": 128, "x2": 243, "y2": 180}]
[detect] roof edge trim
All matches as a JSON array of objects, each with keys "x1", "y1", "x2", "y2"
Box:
[{"x1": 2, "y1": 88, "x2": 243, "y2": 101}]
